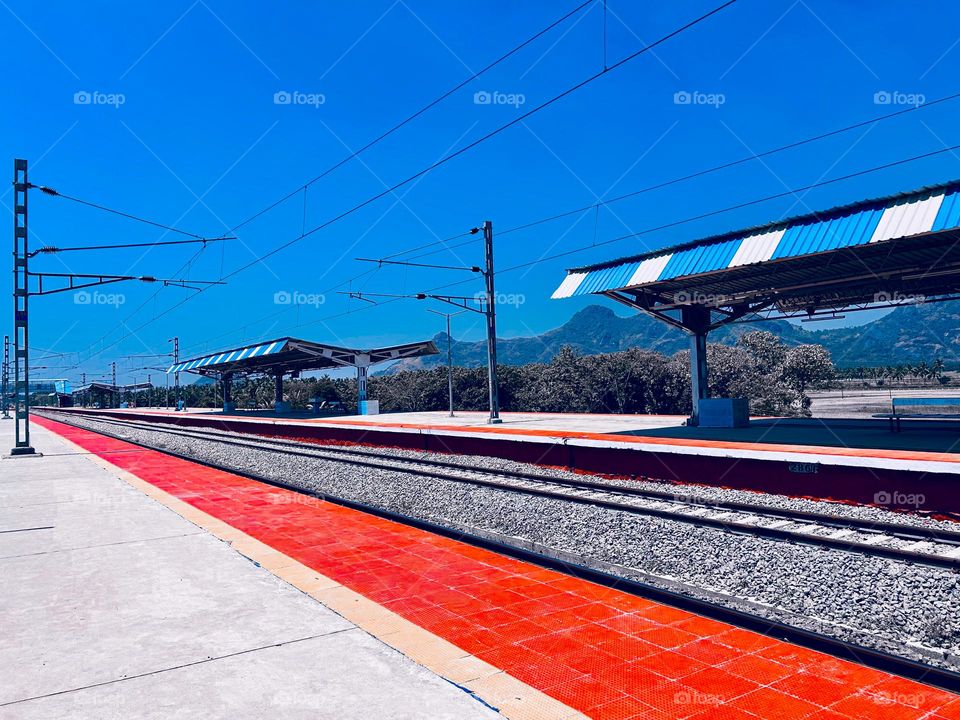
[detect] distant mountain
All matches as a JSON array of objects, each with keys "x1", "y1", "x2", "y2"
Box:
[
  {"x1": 381, "y1": 302, "x2": 960, "y2": 373},
  {"x1": 802, "y1": 302, "x2": 960, "y2": 365}
]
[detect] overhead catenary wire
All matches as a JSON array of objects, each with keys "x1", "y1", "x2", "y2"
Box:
[
  {"x1": 63, "y1": 243, "x2": 215, "y2": 370},
  {"x1": 355, "y1": 257, "x2": 482, "y2": 273},
  {"x1": 29, "y1": 185, "x2": 216, "y2": 239},
  {"x1": 57, "y1": 0, "x2": 602, "y2": 367},
  {"x1": 287, "y1": 140, "x2": 960, "y2": 332},
  {"x1": 67, "y1": 0, "x2": 737, "y2": 367},
  {"x1": 380, "y1": 230, "x2": 476, "y2": 261},
  {"x1": 498, "y1": 139, "x2": 960, "y2": 272},
  {"x1": 224, "y1": 0, "x2": 599, "y2": 236},
  {"x1": 71, "y1": 134, "x2": 960, "y2": 370},
  {"x1": 28, "y1": 236, "x2": 235, "y2": 258},
  {"x1": 220, "y1": 0, "x2": 739, "y2": 280},
  {"x1": 387, "y1": 88, "x2": 960, "y2": 262}
]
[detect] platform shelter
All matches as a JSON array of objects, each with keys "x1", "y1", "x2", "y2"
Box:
[
  {"x1": 166, "y1": 337, "x2": 438, "y2": 414},
  {"x1": 553, "y1": 180, "x2": 960, "y2": 425}
]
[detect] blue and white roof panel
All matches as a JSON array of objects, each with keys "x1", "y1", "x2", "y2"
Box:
[
  {"x1": 552, "y1": 181, "x2": 960, "y2": 299},
  {"x1": 167, "y1": 339, "x2": 288, "y2": 373}
]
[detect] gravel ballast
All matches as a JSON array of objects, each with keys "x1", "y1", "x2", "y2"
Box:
[{"x1": 42, "y1": 410, "x2": 960, "y2": 671}]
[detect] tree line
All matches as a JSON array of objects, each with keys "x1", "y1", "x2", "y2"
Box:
[
  {"x1": 835, "y1": 359, "x2": 950, "y2": 387},
  {"x1": 105, "y1": 330, "x2": 834, "y2": 417}
]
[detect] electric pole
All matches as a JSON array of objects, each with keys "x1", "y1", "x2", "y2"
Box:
[
  {"x1": 2, "y1": 335, "x2": 10, "y2": 419},
  {"x1": 350, "y1": 218, "x2": 502, "y2": 423},
  {"x1": 6, "y1": 158, "x2": 222, "y2": 446},
  {"x1": 81, "y1": 372, "x2": 86, "y2": 408},
  {"x1": 482, "y1": 220, "x2": 501, "y2": 423},
  {"x1": 10, "y1": 159, "x2": 35, "y2": 454},
  {"x1": 111, "y1": 362, "x2": 117, "y2": 408}
]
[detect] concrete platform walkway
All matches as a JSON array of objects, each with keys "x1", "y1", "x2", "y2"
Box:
[
  {"x1": 34, "y1": 414, "x2": 960, "y2": 720},
  {"x1": 0, "y1": 422, "x2": 498, "y2": 719}
]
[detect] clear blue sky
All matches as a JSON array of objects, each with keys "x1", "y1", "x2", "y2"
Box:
[{"x1": 4, "y1": 0, "x2": 960, "y2": 384}]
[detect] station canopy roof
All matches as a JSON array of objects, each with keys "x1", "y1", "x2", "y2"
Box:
[
  {"x1": 552, "y1": 179, "x2": 960, "y2": 326},
  {"x1": 166, "y1": 337, "x2": 439, "y2": 377},
  {"x1": 74, "y1": 382, "x2": 153, "y2": 394}
]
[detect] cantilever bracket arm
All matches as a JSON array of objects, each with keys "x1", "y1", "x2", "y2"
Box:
[
  {"x1": 424, "y1": 294, "x2": 486, "y2": 315},
  {"x1": 25, "y1": 271, "x2": 224, "y2": 297},
  {"x1": 28, "y1": 274, "x2": 130, "y2": 297}
]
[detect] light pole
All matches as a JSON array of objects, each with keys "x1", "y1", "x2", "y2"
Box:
[
  {"x1": 426, "y1": 309, "x2": 466, "y2": 417},
  {"x1": 168, "y1": 337, "x2": 180, "y2": 410}
]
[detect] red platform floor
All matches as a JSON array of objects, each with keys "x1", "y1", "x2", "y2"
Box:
[{"x1": 36, "y1": 416, "x2": 960, "y2": 720}]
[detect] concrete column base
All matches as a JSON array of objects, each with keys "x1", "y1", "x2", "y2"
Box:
[
  {"x1": 274, "y1": 401, "x2": 291, "y2": 413},
  {"x1": 222, "y1": 402, "x2": 236, "y2": 413}
]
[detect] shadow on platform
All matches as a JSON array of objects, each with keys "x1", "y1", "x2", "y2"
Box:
[{"x1": 616, "y1": 417, "x2": 960, "y2": 454}]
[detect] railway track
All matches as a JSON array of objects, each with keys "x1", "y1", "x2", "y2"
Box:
[{"x1": 45, "y1": 410, "x2": 960, "y2": 572}]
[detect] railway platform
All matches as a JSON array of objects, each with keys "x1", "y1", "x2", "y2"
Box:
[
  {"x1": 17, "y1": 414, "x2": 960, "y2": 719},
  {"x1": 59, "y1": 407, "x2": 960, "y2": 516},
  {"x1": 0, "y1": 421, "x2": 497, "y2": 719}
]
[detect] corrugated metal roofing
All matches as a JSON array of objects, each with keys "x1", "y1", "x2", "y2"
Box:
[
  {"x1": 168, "y1": 339, "x2": 288, "y2": 373},
  {"x1": 553, "y1": 181, "x2": 960, "y2": 299},
  {"x1": 727, "y1": 228, "x2": 784, "y2": 267},
  {"x1": 933, "y1": 191, "x2": 960, "y2": 231},
  {"x1": 660, "y1": 238, "x2": 740, "y2": 280},
  {"x1": 869, "y1": 193, "x2": 944, "y2": 243},
  {"x1": 771, "y1": 207, "x2": 883, "y2": 260},
  {"x1": 627, "y1": 254, "x2": 673, "y2": 286},
  {"x1": 166, "y1": 338, "x2": 439, "y2": 375}
]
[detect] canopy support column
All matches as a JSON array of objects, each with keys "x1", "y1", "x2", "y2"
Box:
[
  {"x1": 682, "y1": 305, "x2": 710, "y2": 427},
  {"x1": 222, "y1": 372, "x2": 234, "y2": 413},
  {"x1": 356, "y1": 355, "x2": 377, "y2": 414},
  {"x1": 274, "y1": 371, "x2": 289, "y2": 412},
  {"x1": 357, "y1": 365, "x2": 368, "y2": 403}
]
